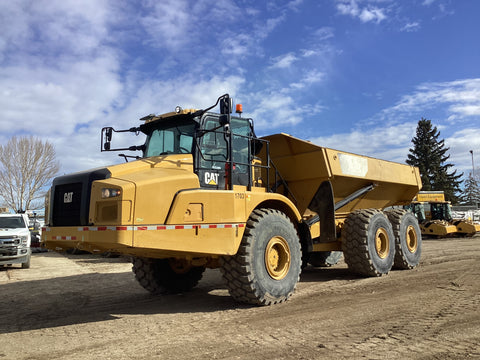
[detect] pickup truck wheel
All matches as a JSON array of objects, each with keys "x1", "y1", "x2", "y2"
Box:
[
  {"x1": 21, "y1": 254, "x2": 31, "y2": 269},
  {"x1": 385, "y1": 209, "x2": 422, "y2": 269},
  {"x1": 343, "y1": 209, "x2": 395, "y2": 277},
  {"x1": 220, "y1": 208, "x2": 302, "y2": 305},
  {"x1": 132, "y1": 257, "x2": 205, "y2": 294},
  {"x1": 308, "y1": 251, "x2": 342, "y2": 267}
]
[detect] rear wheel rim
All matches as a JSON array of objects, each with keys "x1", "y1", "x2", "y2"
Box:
[
  {"x1": 265, "y1": 236, "x2": 291, "y2": 280},
  {"x1": 406, "y1": 225, "x2": 418, "y2": 253},
  {"x1": 375, "y1": 228, "x2": 390, "y2": 259}
]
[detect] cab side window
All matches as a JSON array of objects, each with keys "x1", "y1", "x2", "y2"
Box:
[{"x1": 200, "y1": 117, "x2": 228, "y2": 169}]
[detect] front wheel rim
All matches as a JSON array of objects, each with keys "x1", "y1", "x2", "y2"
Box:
[{"x1": 265, "y1": 236, "x2": 291, "y2": 280}]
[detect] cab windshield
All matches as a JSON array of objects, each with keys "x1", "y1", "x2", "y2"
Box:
[
  {"x1": 431, "y1": 203, "x2": 453, "y2": 221},
  {"x1": 0, "y1": 216, "x2": 26, "y2": 229},
  {"x1": 143, "y1": 121, "x2": 197, "y2": 157},
  {"x1": 407, "y1": 203, "x2": 426, "y2": 222}
]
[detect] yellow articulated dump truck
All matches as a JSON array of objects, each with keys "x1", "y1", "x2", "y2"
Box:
[
  {"x1": 43, "y1": 94, "x2": 422, "y2": 305},
  {"x1": 407, "y1": 191, "x2": 479, "y2": 237}
]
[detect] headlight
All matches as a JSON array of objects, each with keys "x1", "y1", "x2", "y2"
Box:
[
  {"x1": 101, "y1": 188, "x2": 121, "y2": 198},
  {"x1": 21, "y1": 235, "x2": 28, "y2": 245}
]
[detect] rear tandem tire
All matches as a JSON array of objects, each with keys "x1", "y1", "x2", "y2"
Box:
[
  {"x1": 132, "y1": 257, "x2": 205, "y2": 294},
  {"x1": 385, "y1": 209, "x2": 422, "y2": 270},
  {"x1": 342, "y1": 209, "x2": 395, "y2": 277},
  {"x1": 220, "y1": 208, "x2": 302, "y2": 306}
]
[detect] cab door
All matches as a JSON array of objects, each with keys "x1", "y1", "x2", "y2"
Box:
[{"x1": 197, "y1": 116, "x2": 227, "y2": 189}]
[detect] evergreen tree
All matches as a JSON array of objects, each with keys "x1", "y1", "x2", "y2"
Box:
[
  {"x1": 406, "y1": 118, "x2": 463, "y2": 203},
  {"x1": 461, "y1": 172, "x2": 480, "y2": 206}
]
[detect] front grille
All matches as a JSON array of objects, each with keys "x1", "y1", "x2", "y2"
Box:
[
  {"x1": 0, "y1": 236, "x2": 21, "y2": 256},
  {"x1": 50, "y1": 167, "x2": 111, "y2": 226},
  {"x1": 52, "y1": 182, "x2": 83, "y2": 226},
  {"x1": 0, "y1": 237, "x2": 21, "y2": 246}
]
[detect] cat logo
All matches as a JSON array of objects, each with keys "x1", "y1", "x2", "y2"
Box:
[
  {"x1": 64, "y1": 192, "x2": 74, "y2": 203},
  {"x1": 204, "y1": 172, "x2": 219, "y2": 186}
]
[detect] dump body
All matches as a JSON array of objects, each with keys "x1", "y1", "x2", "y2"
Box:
[{"x1": 261, "y1": 134, "x2": 422, "y2": 217}]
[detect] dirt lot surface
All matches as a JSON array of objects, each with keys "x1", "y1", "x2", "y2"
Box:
[{"x1": 1, "y1": 236, "x2": 479, "y2": 360}]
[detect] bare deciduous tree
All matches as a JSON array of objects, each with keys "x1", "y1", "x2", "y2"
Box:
[{"x1": 0, "y1": 136, "x2": 60, "y2": 212}]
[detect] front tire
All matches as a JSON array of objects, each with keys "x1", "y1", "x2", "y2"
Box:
[
  {"x1": 132, "y1": 257, "x2": 205, "y2": 294},
  {"x1": 21, "y1": 254, "x2": 31, "y2": 269},
  {"x1": 221, "y1": 209, "x2": 302, "y2": 305},
  {"x1": 343, "y1": 209, "x2": 395, "y2": 277}
]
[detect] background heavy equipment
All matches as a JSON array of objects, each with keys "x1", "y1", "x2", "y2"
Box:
[
  {"x1": 43, "y1": 94, "x2": 423, "y2": 305},
  {"x1": 407, "y1": 191, "x2": 480, "y2": 237}
]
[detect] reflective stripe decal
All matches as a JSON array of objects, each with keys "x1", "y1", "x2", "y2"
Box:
[
  {"x1": 51, "y1": 236, "x2": 77, "y2": 240},
  {"x1": 44, "y1": 223, "x2": 245, "y2": 235}
]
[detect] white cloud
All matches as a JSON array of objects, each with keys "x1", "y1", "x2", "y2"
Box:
[
  {"x1": 219, "y1": 12, "x2": 287, "y2": 61},
  {"x1": 290, "y1": 70, "x2": 325, "y2": 89},
  {"x1": 270, "y1": 53, "x2": 299, "y2": 69},
  {"x1": 287, "y1": 0, "x2": 304, "y2": 11},
  {"x1": 0, "y1": 0, "x2": 122, "y2": 140},
  {"x1": 140, "y1": 0, "x2": 192, "y2": 49},
  {"x1": 444, "y1": 128, "x2": 480, "y2": 174},
  {"x1": 401, "y1": 22, "x2": 421, "y2": 32},
  {"x1": 313, "y1": 27, "x2": 335, "y2": 41},
  {"x1": 0, "y1": 0, "x2": 115, "y2": 61},
  {"x1": 449, "y1": 105, "x2": 480, "y2": 116},
  {"x1": 336, "y1": 0, "x2": 387, "y2": 23},
  {"x1": 244, "y1": 90, "x2": 325, "y2": 132},
  {"x1": 0, "y1": 54, "x2": 122, "y2": 137},
  {"x1": 359, "y1": 7, "x2": 387, "y2": 23},
  {"x1": 379, "y1": 79, "x2": 480, "y2": 123}
]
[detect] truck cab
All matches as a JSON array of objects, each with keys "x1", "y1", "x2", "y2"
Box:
[
  {"x1": 0, "y1": 213, "x2": 31, "y2": 269},
  {"x1": 136, "y1": 107, "x2": 261, "y2": 190}
]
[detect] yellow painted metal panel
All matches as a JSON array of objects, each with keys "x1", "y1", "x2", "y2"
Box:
[
  {"x1": 42, "y1": 226, "x2": 134, "y2": 252},
  {"x1": 42, "y1": 224, "x2": 245, "y2": 257},
  {"x1": 108, "y1": 154, "x2": 194, "y2": 176},
  {"x1": 133, "y1": 226, "x2": 242, "y2": 256},
  {"x1": 90, "y1": 178, "x2": 135, "y2": 225}
]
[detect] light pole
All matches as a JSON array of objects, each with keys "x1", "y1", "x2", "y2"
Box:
[{"x1": 470, "y1": 150, "x2": 475, "y2": 178}]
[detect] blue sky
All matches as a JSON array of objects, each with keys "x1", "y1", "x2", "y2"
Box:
[{"x1": 0, "y1": 0, "x2": 479, "y2": 179}]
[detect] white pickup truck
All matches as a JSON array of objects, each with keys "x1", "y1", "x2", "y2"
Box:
[{"x1": 0, "y1": 213, "x2": 31, "y2": 268}]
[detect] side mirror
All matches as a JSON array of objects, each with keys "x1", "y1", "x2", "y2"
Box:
[
  {"x1": 220, "y1": 96, "x2": 233, "y2": 114},
  {"x1": 105, "y1": 127, "x2": 113, "y2": 141},
  {"x1": 102, "y1": 127, "x2": 113, "y2": 151},
  {"x1": 101, "y1": 126, "x2": 142, "y2": 152}
]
